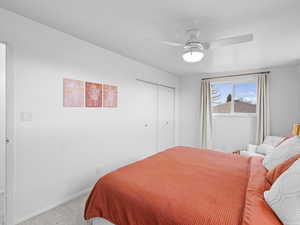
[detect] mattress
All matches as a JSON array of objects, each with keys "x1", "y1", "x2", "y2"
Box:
[{"x1": 85, "y1": 146, "x2": 282, "y2": 225}]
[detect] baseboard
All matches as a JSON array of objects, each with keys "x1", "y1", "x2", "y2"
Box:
[{"x1": 15, "y1": 187, "x2": 92, "y2": 225}]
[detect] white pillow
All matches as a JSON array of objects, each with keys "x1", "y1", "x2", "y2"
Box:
[
  {"x1": 247, "y1": 144, "x2": 258, "y2": 153},
  {"x1": 240, "y1": 151, "x2": 265, "y2": 157},
  {"x1": 263, "y1": 136, "x2": 300, "y2": 170},
  {"x1": 256, "y1": 143, "x2": 274, "y2": 155},
  {"x1": 263, "y1": 136, "x2": 284, "y2": 147},
  {"x1": 264, "y1": 159, "x2": 300, "y2": 225}
]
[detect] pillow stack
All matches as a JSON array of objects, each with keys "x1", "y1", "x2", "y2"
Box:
[
  {"x1": 266, "y1": 154, "x2": 300, "y2": 185},
  {"x1": 263, "y1": 136, "x2": 300, "y2": 170},
  {"x1": 263, "y1": 136, "x2": 300, "y2": 225},
  {"x1": 264, "y1": 159, "x2": 300, "y2": 225},
  {"x1": 256, "y1": 136, "x2": 285, "y2": 156}
]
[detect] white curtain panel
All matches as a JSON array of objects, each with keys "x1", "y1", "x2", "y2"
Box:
[
  {"x1": 256, "y1": 74, "x2": 270, "y2": 144},
  {"x1": 200, "y1": 80, "x2": 213, "y2": 149}
]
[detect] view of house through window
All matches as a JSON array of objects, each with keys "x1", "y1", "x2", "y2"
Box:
[{"x1": 211, "y1": 81, "x2": 257, "y2": 114}]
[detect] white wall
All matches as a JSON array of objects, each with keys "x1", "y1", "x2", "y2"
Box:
[
  {"x1": 0, "y1": 8, "x2": 179, "y2": 224},
  {"x1": 269, "y1": 65, "x2": 300, "y2": 136},
  {"x1": 178, "y1": 77, "x2": 201, "y2": 147},
  {"x1": 179, "y1": 64, "x2": 300, "y2": 148}
]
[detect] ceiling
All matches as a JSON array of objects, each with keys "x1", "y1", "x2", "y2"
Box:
[{"x1": 1, "y1": 0, "x2": 300, "y2": 76}]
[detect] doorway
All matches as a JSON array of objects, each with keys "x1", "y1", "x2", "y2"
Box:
[{"x1": 0, "y1": 42, "x2": 6, "y2": 225}]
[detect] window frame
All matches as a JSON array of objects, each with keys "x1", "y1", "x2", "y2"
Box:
[{"x1": 211, "y1": 77, "x2": 257, "y2": 118}]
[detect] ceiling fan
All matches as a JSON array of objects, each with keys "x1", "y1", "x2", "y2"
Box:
[{"x1": 156, "y1": 29, "x2": 253, "y2": 63}]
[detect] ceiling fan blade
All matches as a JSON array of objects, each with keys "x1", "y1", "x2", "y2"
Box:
[
  {"x1": 208, "y1": 34, "x2": 253, "y2": 49},
  {"x1": 146, "y1": 38, "x2": 183, "y2": 47},
  {"x1": 159, "y1": 40, "x2": 183, "y2": 47}
]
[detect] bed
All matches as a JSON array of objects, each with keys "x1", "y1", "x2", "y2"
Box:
[{"x1": 84, "y1": 146, "x2": 282, "y2": 225}]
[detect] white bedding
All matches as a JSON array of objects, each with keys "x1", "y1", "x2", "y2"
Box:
[{"x1": 89, "y1": 217, "x2": 114, "y2": 225}]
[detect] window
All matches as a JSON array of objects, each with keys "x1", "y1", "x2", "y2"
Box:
[
  {"x1": 211, "y1": 83, "x2": 232, "y2": 114},
  {"x1": 211, "y1": 80, "x2": 257, "y2": 115}
]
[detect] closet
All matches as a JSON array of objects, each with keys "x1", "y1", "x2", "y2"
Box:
[
  {"x1": 136, "y1": 80, "x2": 175, "y2": 154},
  {"x1": 157, "y1": 86, "x2": 175, "y2": 152}
]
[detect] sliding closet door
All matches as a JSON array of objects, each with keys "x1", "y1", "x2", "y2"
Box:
[
  {"x1": 135, "y1": 81, "x2": 158, "y2": 155},
  {"x1": 158, "y1": 86, "x2": 175, "y2": 152}
]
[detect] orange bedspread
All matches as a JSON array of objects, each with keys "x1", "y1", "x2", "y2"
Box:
[{"x1": 84, "y1": 146, "x2": 282, "y2": 225}]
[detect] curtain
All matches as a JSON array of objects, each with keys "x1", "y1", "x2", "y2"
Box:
[
  {"x1": 256, "y1": 73, "x2": 270, "y2": 144},
  {"x1": 200, "y1": 80, "x2": 213, "y2": 148}
]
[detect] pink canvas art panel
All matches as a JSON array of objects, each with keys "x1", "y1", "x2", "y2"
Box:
[
  {"x1": 86, "y1": 82, "x2": 102, "y2": 107},
  {"x1": 103, "y1": 84, "x2": 118, "y2": 107},
  {"x1": 63, "y1": 78, "x2": 85, "y2": 107}
]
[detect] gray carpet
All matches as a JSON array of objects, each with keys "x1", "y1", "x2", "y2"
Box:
[{"x1": 18, "y1": 194, "x2": 89, "y2": 225}]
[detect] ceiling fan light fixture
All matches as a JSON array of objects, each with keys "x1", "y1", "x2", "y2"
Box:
[{"x1": 182, "y1": 47, "x2": 204, "y2": 63}]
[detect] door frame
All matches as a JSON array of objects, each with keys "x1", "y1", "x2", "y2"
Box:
[
  {"x1": 1, "y1": 41, "x2": 15, "y2": 225},
  {"x1": 0, "y1": 42, "x2": 7, "y2": 225}
]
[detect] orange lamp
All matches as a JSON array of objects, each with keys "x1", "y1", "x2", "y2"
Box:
[{"x1": 292, "y1": 124, "x2": 300, "y2": 136}]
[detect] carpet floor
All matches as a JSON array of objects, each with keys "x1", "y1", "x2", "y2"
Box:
[{"x1": 18, "y1": 194, "x2": 88, "y2": 225}]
